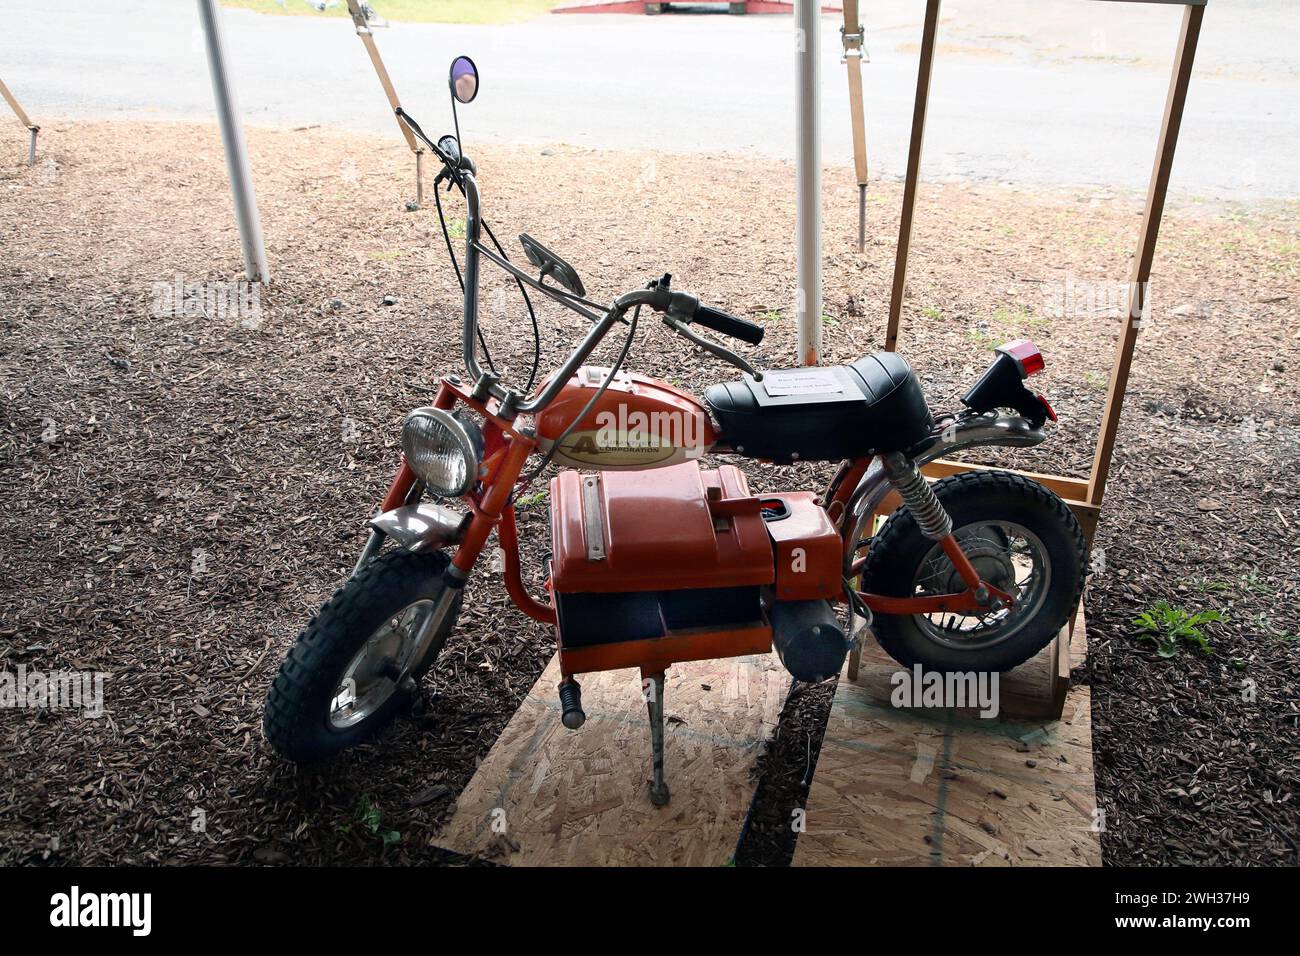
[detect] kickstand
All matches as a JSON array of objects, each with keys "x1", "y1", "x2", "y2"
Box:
[{"x1": 642, "y1": 669, "x2": 670, "y2": 806}]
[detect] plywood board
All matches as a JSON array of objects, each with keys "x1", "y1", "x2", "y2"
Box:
[
  {"x1": 435, "y1": 653, "x2": 787, "y2": 866},
  {"x1": 792, "y1": 676, "x2": 1100, "y2": 867}
]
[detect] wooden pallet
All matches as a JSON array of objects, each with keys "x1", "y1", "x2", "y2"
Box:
[
  {"x1": 793, "y1": 612, "x2": 1100, "y2": 867},
  {"x1": 433, "y1": 653, "x2": 787, "y2": 866}
]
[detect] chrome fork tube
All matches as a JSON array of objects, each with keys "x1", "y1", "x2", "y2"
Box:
[
  {"x1": 396, "y1": 583, "x2": 461, "y2": 687},
  {"x1": 351, "y1": 530, "x2": 385, "y2": 579},
  {"x1": 350, "y1": 480, "x2": 425, "y2": 579}
]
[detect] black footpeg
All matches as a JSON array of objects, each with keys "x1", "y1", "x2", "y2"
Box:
[{"x1": 559, "y1": 678, "x2": 585, "y2": 730}]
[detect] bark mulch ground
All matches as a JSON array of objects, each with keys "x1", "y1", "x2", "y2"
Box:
[{"x1": 1, "y1": 120, "x2": 1296, "y2": 866}]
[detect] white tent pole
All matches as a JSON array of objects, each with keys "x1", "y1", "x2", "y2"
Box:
[
  {"x1": 795, "y1": 0, "x2": 822, "y2": 367},
  {"x1": 197, "y1": 0, "x2": 270, "y2": 282}
]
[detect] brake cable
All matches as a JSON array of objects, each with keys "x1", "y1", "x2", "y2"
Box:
[
  {"x1": 432, "y1": 176, "x2": 496, "y2": 375},
  {"x1": 482, "y1": 219, "x2": 543, "y2": 392},
  {"x1": 513, "y1": 303, "x2": 641, "y2": 496},
  {"x1": 432, "y1": 170, "x2": 543, "y2": 392}
]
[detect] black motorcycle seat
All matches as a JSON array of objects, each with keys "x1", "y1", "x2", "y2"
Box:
[{"x1": 704, "y1": 353, "x2": 933, "y2": 464}]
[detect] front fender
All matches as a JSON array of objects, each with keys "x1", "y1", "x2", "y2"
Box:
[{"x1": 368, "y1": 503, "x2": 470, "y2": 553}]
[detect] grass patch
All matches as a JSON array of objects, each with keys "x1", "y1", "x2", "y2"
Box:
[
  {"x1": 1132, "y1": 601, "x2": 1224, "y2": 658},
  {"x1": 1084, "y1": 369, "x2": 1108, "y2": 391},
  {"x1": 516, "y1": 489, "x2": 548, "y2": 510},
  {"x1": 1239, "y1": 571, "x2": 1272, "y2": 596},
  {"x1": 222, "y1": 0, "x2": 556, "y2": 26},
  {"x1": 992, "y1": 305, "x2": 1048, "y2": 330}
]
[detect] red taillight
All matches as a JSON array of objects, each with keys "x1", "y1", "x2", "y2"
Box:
[
  {"x1": 998, "y1": 339, "x2": 1045, "y2": 378},
  {"x1": 1036, "y1": 392, "x2": 1058, "y2": 423}
]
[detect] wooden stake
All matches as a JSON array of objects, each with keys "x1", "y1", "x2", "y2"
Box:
[
  {"x1": 885, "y1": 0, "x2": 941, "y2": 352},
  {"x1": 842, "y1": 0, "x2": 869, "y2": 251},
  {"x1": 1088, "y1": 3, "x2": 1204, "y2": 508},
  {"x1": 346, "y1": 0, "x2": 421, "y2": 156},
  {"x1": 0, "y1": 76, "x2": 35, "y2": 130}
]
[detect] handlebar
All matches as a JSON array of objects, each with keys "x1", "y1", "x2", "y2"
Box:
[
  {"x1": 616, "y1": 282, "x2": 764, "y2": 346},
  {"x1": 397, "y1": 103, "x2": 766, "y2": 415},
  {"x1": 692, "y1": 304, "x2": 764, "y2": 345}
]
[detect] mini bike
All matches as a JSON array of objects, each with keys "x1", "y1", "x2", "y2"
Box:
[{"x1": 264, "y1": 57, "x2": 1085, "y2": 805}]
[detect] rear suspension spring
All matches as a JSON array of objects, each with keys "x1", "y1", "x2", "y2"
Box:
[{"x1": 882, "y1": 453, "x2": 952, "y2": 541}]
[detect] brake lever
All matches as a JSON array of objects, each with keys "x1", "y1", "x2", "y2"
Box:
[{"x1": 663, "y1": 317, "x2": 763, "y2": 381}]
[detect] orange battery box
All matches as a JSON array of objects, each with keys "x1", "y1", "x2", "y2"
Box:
[
  {"x1": 550, "y1": 461, "x2": 773, "y2": 594},
  {"x1": 761, "y1": 492, "x2": 843, "y2": 601},
  {"x1": 548, "y1": 461, "x2": 776, "y2": 670}
]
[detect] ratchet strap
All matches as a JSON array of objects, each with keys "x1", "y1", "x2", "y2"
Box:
[{"x1": 841, "y1": 0, "x2": 869, "y2": 251}]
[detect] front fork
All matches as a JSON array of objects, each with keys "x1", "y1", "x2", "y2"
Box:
[
  {"x1": 354, "y1": 437, "x2": 555, "y2": 620},
  {"x1": 350, "y1": 459, "x2": 421, "y2": 577}
]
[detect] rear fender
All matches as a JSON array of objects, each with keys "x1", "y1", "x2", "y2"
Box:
[{"x1": 841, "y1": 413, "x2": 1047, "y2": 569}]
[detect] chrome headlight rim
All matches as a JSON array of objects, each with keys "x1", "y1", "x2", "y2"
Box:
[{"x1": 401, "y1": 406, "x2": 481, "y2": 498}]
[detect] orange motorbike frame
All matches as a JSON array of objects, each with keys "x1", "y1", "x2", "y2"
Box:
[{"x1": 378, "y1": 376, "x2": 1014, "y2": 636}]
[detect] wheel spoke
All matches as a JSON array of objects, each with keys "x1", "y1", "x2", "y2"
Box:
[{"x1": 909, "y1": 520, "x2": 1052, "y2": 652}]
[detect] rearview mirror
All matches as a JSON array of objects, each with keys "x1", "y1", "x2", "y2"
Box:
[
  {"x1": 519, "y1": 233, "x2": 586, "y2": 297},
  {"x1": 449, "y1": 56, "x2": 479, "y2": 104}
]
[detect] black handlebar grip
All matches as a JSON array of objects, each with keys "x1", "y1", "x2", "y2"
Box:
[{"x1": 693, "y1": 305, "x2": 765, "y2": 346}]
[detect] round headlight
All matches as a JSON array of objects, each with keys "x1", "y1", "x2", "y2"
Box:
[{"x1": 401, "y1": 407, "x2": 482, "y2": 497}]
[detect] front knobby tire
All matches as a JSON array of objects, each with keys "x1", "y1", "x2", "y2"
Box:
[
  {"x1": 863, "y1": 471, "x2": 1086, "y2": 674},
  {"x1": 263, "y1": 549, "x2": 462, "y2": 763}
]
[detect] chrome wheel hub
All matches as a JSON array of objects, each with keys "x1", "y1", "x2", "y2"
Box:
[
  {"x1": 911, "y1": 521, "x2": 1051, "y2": 652},
  {"x1": 329, "y1": 599, "x2": 434, "y2": 730}
]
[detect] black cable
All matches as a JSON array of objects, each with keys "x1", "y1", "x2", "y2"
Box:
[
  {"x1": 515, "y1": 304, "x2": 640, "y2": 494},
  {"x1": 401, "y1": 105, "x2": 553, "y2": 398},
  {"x1": 432, "y1": 168, "x2": 543, "y2": 390},
  {"x1": 433, "y1": 174, "x2": 496, "y2": 375},
  {"x1": 481, "y1": 219, "x2": 543, "y2": 392}
]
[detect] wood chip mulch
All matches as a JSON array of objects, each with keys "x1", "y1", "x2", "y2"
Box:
[{"x1": 1, "y1": 120, "x2": 1295, "y2": 866}]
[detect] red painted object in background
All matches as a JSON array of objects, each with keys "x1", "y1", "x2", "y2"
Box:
[{"x1": 552, "y1": 2, "x2": 842, "y2": 16}]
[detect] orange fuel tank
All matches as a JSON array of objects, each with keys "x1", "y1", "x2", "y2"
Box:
[{"x1": 534, "y1": 366, "x2": 717, "y2": 470}]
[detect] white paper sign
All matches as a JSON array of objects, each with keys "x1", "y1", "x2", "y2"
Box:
[{"x1": 761, "y1": 368, "x2": 843, "y2": 397}]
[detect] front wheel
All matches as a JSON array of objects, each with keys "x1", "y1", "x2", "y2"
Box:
[
  {"x1": 862, "y1": 471, "x2": 1085, "y2": 673},
  {"x1": 263, "y1": 549, "x2": 462, "y2": 762}
]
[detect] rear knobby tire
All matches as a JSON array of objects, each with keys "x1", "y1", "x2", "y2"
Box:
[
  {"x1": 862, "y1": 471, "x2": 1086, "y2": 674},
  {"x1": 263, "y1": 549, "x2": 461, "y2": 763}
]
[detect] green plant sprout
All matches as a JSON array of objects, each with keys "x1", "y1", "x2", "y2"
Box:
[
  {"x1": 1132, "y1": 601, "x2": 1225, "y2": 658},
  {"x1": 355, "y1": 794, "x2": 401, "y2": 848}
]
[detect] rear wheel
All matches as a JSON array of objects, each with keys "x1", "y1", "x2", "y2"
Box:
[
  {"x1": 862, "y1": 471, "x2": 1085, "y2": 673},
  {"x1": 263, "y1": 549, "x2": 462, "y2": 762}
]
